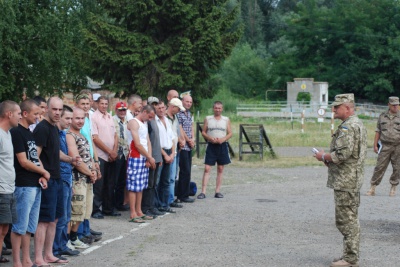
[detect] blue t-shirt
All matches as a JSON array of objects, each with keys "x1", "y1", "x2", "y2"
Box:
[{"x1": 59, "y1": 129, "x2": 72, "y2": 185}]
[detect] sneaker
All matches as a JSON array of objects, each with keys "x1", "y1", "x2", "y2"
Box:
[
  {"x1": 66, "y1": 240, "x2": 75, "y2": 250},
  {"x1": 90, "y1": 229, "x2": 103, "y2": 236},
  {"x1": 71, "y1": 238, "x2": 89, "y2": 249},
  {"x1": 58, "y1": 248, "x2": 80, "y2": 256},
  {"x1": 170, "y1": 202, "x2": 183, "y2": 208},
  {"x1": 80, "y1": 235, "x2": 94, "y2": 245},
  {"x1": 150, "y1": 208, "x2": 165, "y2": 215}
]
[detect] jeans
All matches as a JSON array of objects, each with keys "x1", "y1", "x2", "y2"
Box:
[
  {"x1": 12, "y1": 187, "x2": 41, "y2": 235},
  {"x1": 157, "y1": 149, "x2": 172, "y2": 209},
  {"x1": 53, "y1": 181, "x2": 72, "y2": 255},
  {"x1": 168, "y1": 155, "x2": 177, "y2": 205},
  {"x1": 77, "y1": 219, "x2": 90, "y2": 239}
]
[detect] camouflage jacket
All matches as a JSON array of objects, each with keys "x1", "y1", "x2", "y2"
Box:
[
  {"x1": 376, "y1": 110, "x2": 400, "y2": 144},
  {"x1": 327, "y1": 115, "x2": 367, "y2": 192}
]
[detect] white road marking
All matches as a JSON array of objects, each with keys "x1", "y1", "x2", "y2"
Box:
[
  {"x1": 81, "y1": 245, "x2": 101, "y2": 255},
  {"x1": 101, "y1": 235, "x2": 123, "y2": 245}
]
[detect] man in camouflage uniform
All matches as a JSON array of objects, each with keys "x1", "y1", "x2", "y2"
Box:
[
  {"x1": 366, "y1": 96, "x2": 400, "y2": 197},
  {"x1": 315, "y1": 93, "x2": 367, "y2": 267}
]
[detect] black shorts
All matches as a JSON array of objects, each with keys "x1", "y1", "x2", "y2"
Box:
[
  {"x1": 39, "y1": 178, "x2": 64, "y2": 222},
  {"x1": 0, "y1": 193, "x2": 17, "y2": 224},
  {"x1": 204, "y1": 142, "x2": 231, "y2": 166}
]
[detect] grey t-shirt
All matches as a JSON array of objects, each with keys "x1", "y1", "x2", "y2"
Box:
[{"x1": 0, "y1": 128, "x2": 15, "y2": 193}]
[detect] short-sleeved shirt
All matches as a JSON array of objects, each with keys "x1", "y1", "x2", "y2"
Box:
[
  {"x1": 33, "y1": 119, "x2": 61, "y2": 179},
  {"x1": 156, "y1": 115, "x2": 173, "y2": 150},
  {"x1": 91, "y1": 110, "x2": 116, "y2": 162},
  {"x1": 375, "y1": 110, "x2": 400, "y2": 144},
  {"x1": 0, "y1": 128, "x2": 15, "y2": 193},
  {"x1": 10, "y1": 124, "x2": 41, "y2": 187},
  {"x1": 177, "y1": 110, "x2": 192, "y2": 151},
  {"x1": 59, "y1": 129, "x2": 72, "y2": 185},
  {"x1": 167, "y1": 113, "x2": 180, "y2": 149}
]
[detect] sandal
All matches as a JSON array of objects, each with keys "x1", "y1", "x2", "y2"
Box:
[
  {"x1": 0, "y1": 256, "x2": 10, "y2": 263},
  {"x1": 197, "y1": 193, "x2": 206, "y2": 199},
  {"x1": 141, "y1": 215, "x2": 154, "y2": 220},
  {"x1": 128, "y1": 217, "x2": 145, "y2": 223}
]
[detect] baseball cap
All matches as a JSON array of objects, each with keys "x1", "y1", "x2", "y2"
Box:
[
  {"x1": 148, "y1": 96, "x2": 159, "y2": 105},
  {"x1": 93, "y1": 93, "x2": 101, "y2": 102},
  {"x1": 116, "y1": 101, "x2": 127, "y2": 110},
  {"x1": 389, "y1": 96, "x2": 399, "y2": 105},
  {"x1": 332, "y1": 93, "x2": 355, "y2": 107},
  {"x1": 170, "y1": 98, "x2": 185, "y2": 111}
]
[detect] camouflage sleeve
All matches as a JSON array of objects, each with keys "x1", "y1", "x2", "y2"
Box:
[
  {"x1": 330, "y1": 125, "x2": 356, "y2": 164},
  {"x1": 375, "y1": 114, "x2": 382, "y2": 133}
]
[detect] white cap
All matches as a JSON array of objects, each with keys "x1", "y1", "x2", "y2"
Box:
[
  {"x1": 93, "y1": 93, "x2": 101, "y2": 101},
  {"x1": 170, "y1": 98, "x2": 185, "y2": 111}
]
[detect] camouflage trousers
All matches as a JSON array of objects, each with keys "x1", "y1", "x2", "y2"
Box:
[
  {"x1": 334, "y1": 190, "x2": 360, "y2": 264},
  {"x1": 370, "y1": 143, "x2": 400, "y2": 186},
  {"x1": 71, "y1": 178, "x2": 93, "y2": 223}
]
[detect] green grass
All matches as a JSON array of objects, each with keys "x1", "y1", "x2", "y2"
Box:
[{"x1": 195, "y1": 118, "x2": 376, "y2": 149}]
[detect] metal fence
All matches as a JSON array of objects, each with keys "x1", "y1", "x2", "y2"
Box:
[{"x1": 236, "y1": 102, "x2": 388, "y2": 119}]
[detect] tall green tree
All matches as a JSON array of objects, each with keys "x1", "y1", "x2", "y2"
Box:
[
  {"x1": 84, "y1": 0, "x2": 243, "y2": 99},
  {"x1": 0, "y1": 0, "x2": 87, "y2": 101},
  {"x1": 273, "y1": 0, "x2": 400, "y2": 102}
]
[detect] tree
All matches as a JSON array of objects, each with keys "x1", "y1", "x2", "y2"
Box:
[
  {"x1": 84, "y1": 0, "x2": 243, "y2": 99},
  {"x1": 220, "y1": 43, "x2": 273, "y2": 99},
  {"x1": 273, "y1": 0, "x2": 400, "y2": 102},
  {"x1": 0, "y1": 0, "x2": 88, "y2": 101}
]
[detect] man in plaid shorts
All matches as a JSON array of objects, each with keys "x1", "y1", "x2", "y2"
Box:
[{"x1": 126, "y1": 105, "x2": 156, "y2": 223}]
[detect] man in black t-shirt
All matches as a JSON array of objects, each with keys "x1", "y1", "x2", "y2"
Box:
[
  {"x1": 33, "y1": 97, "x2": 75, "y2": 265},
  {"x1": 10, "y1": 100, "x2": 50, "y2": 267}
]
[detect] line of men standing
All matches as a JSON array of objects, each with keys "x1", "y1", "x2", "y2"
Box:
[{"x1": 0, "y1": 88, "x2": 233, "y2": 265}]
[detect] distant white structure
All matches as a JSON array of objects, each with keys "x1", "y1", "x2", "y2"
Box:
[
  {"x1": 87, "y1": 77, "x2": 103, "y2": 90},
  {"x1": 287, "y1": 78, "x2": 328, "y2": 108}
]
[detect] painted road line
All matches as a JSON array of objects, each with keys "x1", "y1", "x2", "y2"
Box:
[{"x1": 102, "y1": 235, "x2": 124, "y2": 245}]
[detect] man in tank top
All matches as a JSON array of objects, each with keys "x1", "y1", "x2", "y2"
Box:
[
  {"x1": 126, "y1": 105, "x2": 156, "y2": 223},
  {"x1": 197, "y1": 101, "x2": 232, "y2": 199}
]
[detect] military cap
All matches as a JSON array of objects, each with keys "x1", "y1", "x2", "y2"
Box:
[
  {"x1": 332, "y1": 93, "x2": 355, "y2": 106},
  {"x1": 389, "y1": 96, "x2": 399, "y2": 105}
]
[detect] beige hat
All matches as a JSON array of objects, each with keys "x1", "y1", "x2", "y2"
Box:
[
  {"x1": 389, "y1": 96, "x2": 399, "y2": 105},
  {"x1": 147, "y1": 96, "x2": 159, "y2": 105},
  {"x1": 170, "y1": 98, "x2": 185, "y2": 111},
  {"x1": 332, "y1": 93, "x2": 355, "y2": 106}
]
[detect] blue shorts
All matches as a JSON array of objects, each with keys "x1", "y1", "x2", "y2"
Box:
[
  {"x1": 126, "y1": 157, "x2": 149, "y2": 192},
  {"x1": 12, "y1": 187, "x2": 41, "y2": 234},
  {"x1": 39, "y1": 178, "x2": 64, "y2": 222},
  {"x1": 204, "y1": 142, "x2": 231, "y2": 166},
  {"x1": 0, "y1": 193, "x2": 17, "y2": 224}
]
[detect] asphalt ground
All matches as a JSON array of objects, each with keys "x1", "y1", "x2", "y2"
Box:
[{"x1": 2, "y1": 148, "x2": 398, "y2": 267}]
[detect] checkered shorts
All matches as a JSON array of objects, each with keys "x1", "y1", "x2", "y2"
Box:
[{"x1": 126, "y1": 157, "x2": 149, "y2": 192}]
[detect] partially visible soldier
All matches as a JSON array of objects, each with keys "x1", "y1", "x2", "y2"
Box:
[
  {"x1": 366, "y1": 96, "x2": 400, "y2": 196},
  {"x1": 314, "y1": 94, "x2": 367, "y2": 267}
]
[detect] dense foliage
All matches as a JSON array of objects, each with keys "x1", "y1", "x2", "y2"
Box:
[{"x1": 2, "y1": 0, "x2": 400, "y2": 104}]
